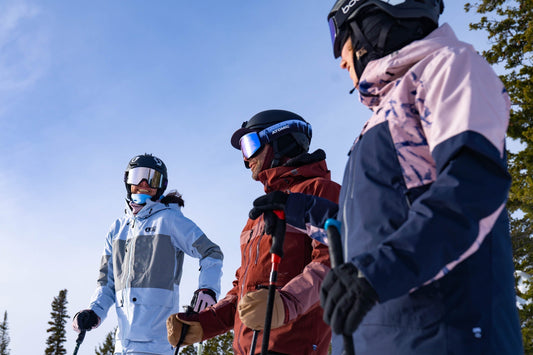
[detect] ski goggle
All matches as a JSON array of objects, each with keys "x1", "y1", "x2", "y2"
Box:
[
  {"x1": 239, "y1": 119, "x2": 312, "y2": 159},
  {"x1": 327, "y1": 0, "x2": 363, "y2": 58},
  {"x1": 126, "y1": 167, "x2": 165, "y2": 188}
]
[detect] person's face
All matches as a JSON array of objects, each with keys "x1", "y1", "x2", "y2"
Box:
[
  {"x1": 340, "y1": 37, "x2": 359, "y2": 88},
  {"x1": 130, "y1": 180, "x2": 157, "y2": 196},
  {"x1": 244, "y1": 145, "x2": 271, "y2": 181}
]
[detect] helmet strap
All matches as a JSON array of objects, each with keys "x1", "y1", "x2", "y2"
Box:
[
  {"x1": 270, "y1": 136, "x2": 301, "y2": 168},
  {"x1": 348, "y1": 9, "x2": 394, "y2": 78}
]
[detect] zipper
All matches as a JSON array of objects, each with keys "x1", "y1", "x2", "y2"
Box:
[
  {"x1": 123, "y1": 216, "x2": 139, "y2": 319},
  {"x1": 240, "y1": 230, "x2": 254, "y2": 298}
]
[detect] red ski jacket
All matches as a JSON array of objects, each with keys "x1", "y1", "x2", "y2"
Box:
[{"x1": 199, "y1": 150, "x2": 340, "y2": 355}]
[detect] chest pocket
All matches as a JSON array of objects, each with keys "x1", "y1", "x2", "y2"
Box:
[
  {"x1": 115, "y1": 234, "x2": 176, "y2": 292},
  {"x1": 130, "y1": 234, "x2": 176, "y2": 290}
]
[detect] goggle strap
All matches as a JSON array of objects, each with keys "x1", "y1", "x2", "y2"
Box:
[{"x1": 258, "y1": 120, "x2": 311, "y2": 146}]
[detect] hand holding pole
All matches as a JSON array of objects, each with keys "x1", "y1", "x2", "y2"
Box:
[
  {"x1": 325, "y1": 219, "x2": 356, "y2": 355},
  {"x1": 260, "y1": 209, "x2": 285, "y2": 355}
]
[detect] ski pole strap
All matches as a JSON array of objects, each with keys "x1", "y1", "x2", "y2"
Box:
[{"x1": 72, "y1": 330, "x2": 86, "y2": 355}]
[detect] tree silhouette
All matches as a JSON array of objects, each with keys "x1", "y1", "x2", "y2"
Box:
[
  {"x1": 466, "y1": 0, "x2": 533, "y2": 350},
  {"x1": 179, "y1": 331, "x2": 234, "y2": 354},
  {"x1": 0, "y1": 311, "x2": 10, "y2": 355},
  {"x1": 45, "y1": 289, "x2": 69, "y2": 355},
  {"x1": 95, "y1": 327, "x2": 116, "y2": 355}
]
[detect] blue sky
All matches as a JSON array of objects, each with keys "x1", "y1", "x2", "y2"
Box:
[{"x1": 0, "y1": 1, "x2": 495, "y2": 353}]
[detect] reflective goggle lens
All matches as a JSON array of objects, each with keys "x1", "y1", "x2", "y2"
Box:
[
  {"x1": 328, "y1": 17, "x2": 338, "y2": 50},
  {"x1": 240, "y1": 132, "x2": 263, "y2": 159},
  {"x1": 127, "y1": 167, "x2": 164, "y2": 188}
]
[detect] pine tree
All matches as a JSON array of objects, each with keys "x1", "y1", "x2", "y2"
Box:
[
  {"x1": 45, "y1": 289, "x2": 69, "y2": 355},
  {"x1": 95, "y1": 327, "x2": 116, "y2": 355},
  {"x1": 0, "y1": 311, "x2": 10, "y2": 355},
  {"x1": 179, "y1": 331, "x2": 234, "y2": 354},
  {"x1": 465, "y1": 0, "x2": 533, "y2": 350}
]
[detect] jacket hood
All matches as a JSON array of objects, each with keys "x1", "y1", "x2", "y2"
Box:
[
  {"x1": 258, "y1": 149, "x2": 331, "y2": 192},
  {"x1": 357, "y1": 24, "x2": 464, "y2": 108}
]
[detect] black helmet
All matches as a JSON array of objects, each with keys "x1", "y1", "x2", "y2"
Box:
[
  {"x1": 328, "y1": 0, "x2": 444, "y2": 77},
  {"x1": 124, "y1": 153, "x2": 168, "y2": 201},
  {"x1": 231, "y1": 109, "x2": 312, "y2": 168}
]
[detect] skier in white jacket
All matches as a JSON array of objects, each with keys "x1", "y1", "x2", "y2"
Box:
[{"x1": 73, "y1": 153, "x2": 223, "y2": 354}]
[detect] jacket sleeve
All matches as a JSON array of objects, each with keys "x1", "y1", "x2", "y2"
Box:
[
  {"x1": 284, "y1": 193, "x2": 339, "y2": 245},
  {"x1": 354, "y1": 47, "x2": 511, "y2": 302},
  {"x1": 173, "y1": 214, "x2": 224, "y2": 298},
  {"x1": 198, "y1": 268, "x2": 240, "y2": 340},
  {"x1": 280, "y1": 179, "x2": 340, "y2": 321},
  {"x1": 89, "y1": 220, "x2": 119, "y2": 322},
  {"x1": 280, "y1": 240, "x2": 331, "y2": 322}
]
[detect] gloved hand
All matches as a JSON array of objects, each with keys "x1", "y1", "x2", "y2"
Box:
[
  {"x1": 166, "y1": 312, "x2": 203, "y2": 346},
  {"x1": 72, "y1": 309, "x2": 100, "y2": 333},
  {"x1": 320, "y1": 263, "x2": 378, "y2": 335},
  {"x1": 238, "y1": 289, "x2": 286, "y2": 330},
  {"x1": 190, "y1": 288, "x2": 217, "y2": 312},
  {"x1": 249, "y1": 191, "x2": 288, "y2": 237},
  {"x1": 250, "y1": 192, "x2": 339, "y2": 246}
]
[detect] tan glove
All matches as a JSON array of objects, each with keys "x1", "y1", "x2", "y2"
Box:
[
  {"x1": 166, "y1": 312, "x2": 203, "y2": 346},
  {"x1": 238, "y1": 289, "x2": 286, "y2": 330}
]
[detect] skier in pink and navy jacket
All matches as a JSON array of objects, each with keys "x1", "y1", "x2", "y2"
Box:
[{"x1": 251, "y1": 1, "x2": 524, "y2": 354}]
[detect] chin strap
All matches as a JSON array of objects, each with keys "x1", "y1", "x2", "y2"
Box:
[
  {"x1": 348, "y1": 11, "x2": 393, "y2": 79},
  {"x1": 270, "y1": 138, "x2": 301, "y2": 168}
]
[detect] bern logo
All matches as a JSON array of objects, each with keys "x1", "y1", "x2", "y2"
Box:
[
  {"x1": 153, "y1": 157, "x2": 163, "y2": 166},
  {"x1": 341, "y1": 0, "x2": 363, "y2": 14},
  {"x1": 342, "y1": 0, "x2": 407, "y2": 14}
]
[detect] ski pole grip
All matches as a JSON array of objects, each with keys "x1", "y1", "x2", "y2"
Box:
[
  {"x1": 76, "y1": 330, "x2": 86, "y2": 345},
  {"x1": 325, "y1": 219, "x2": 356, "y2": 355},
  {"x1": 325, "y1": 219, "x2": 344, "y2": 268},
  {"x1": 269, "y1": 210, "x2": 285, "y2": 258}
]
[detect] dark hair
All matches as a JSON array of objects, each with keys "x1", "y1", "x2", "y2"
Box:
[{"x1": 160, "y1": 190, "x2": 184, "y2": 207}]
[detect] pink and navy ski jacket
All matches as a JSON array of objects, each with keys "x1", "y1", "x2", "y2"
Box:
[{"x1": 333, "y1": 24, "x2": 523, "y2": 354}]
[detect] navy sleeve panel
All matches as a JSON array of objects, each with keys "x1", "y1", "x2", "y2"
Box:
[
  {"x1": 354, "y1": 131, "x2": 511, "y2": 301},
  {"x1": 285, "y1": 193, "x2": 339, "y2": 243}
]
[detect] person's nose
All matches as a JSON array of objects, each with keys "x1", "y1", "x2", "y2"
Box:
[
  {"x1": 138, "y1": 180, "x2": 150, "y2": 188},
  {"x1": 340, "y1": 58, "x2": 348, "y2": 70}
]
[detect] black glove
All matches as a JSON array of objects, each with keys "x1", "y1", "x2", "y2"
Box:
[
  {"x1": 249, "y1": 191, "x2": 287, "y2": 256},
  {"x1": 250, "y1": 192, "x2": 338, "y2": 239},
  {"x1": 249, "y1": 191, "x2": 288, "y2": 233},
  {"x1": 73, "y1": 309, "x2": 100, "y2": 332},
  {"x1": 320, "y1": 263, "x2": 378, "y2": 335}
]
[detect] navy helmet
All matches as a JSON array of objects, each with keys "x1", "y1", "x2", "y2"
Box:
[{"x1": 124, "y1": 153, "x2": 168, "y2": 201}]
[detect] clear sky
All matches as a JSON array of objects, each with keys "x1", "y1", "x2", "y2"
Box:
[{"x1": 0, "y1": 1, "x2": 495, "y2": 354}]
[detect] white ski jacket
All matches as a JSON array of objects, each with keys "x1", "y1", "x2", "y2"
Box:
[{"x1": 89, "y1": 199, "x2": 223, "y2": 354}]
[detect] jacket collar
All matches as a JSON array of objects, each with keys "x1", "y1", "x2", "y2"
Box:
[
  {"x1": 357, "y1": 23, "x2": 458, "y2": 108},
  {"x1": 125, "y1": 199, "x2": 173, "y2": 219},
  {"x1": 258, "y1": 149, "x2": 331, "y2": 193}
]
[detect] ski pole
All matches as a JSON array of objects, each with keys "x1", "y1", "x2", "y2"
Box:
[
  {"x1": 325, "y1": 219, "x2": 356, "y2": 355},
  {"x1": 174, "y1": 305, "x2": 194, "y2": 355},
  {"x1": 72, "y1": 330, "x2": 86, "y2": 355},
  {"x1": 261, "y1": 210, "x2": 286, "y2": 355},
  {"x1": 249, "y1": 330, "x2": 259, "y2": 355}
]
